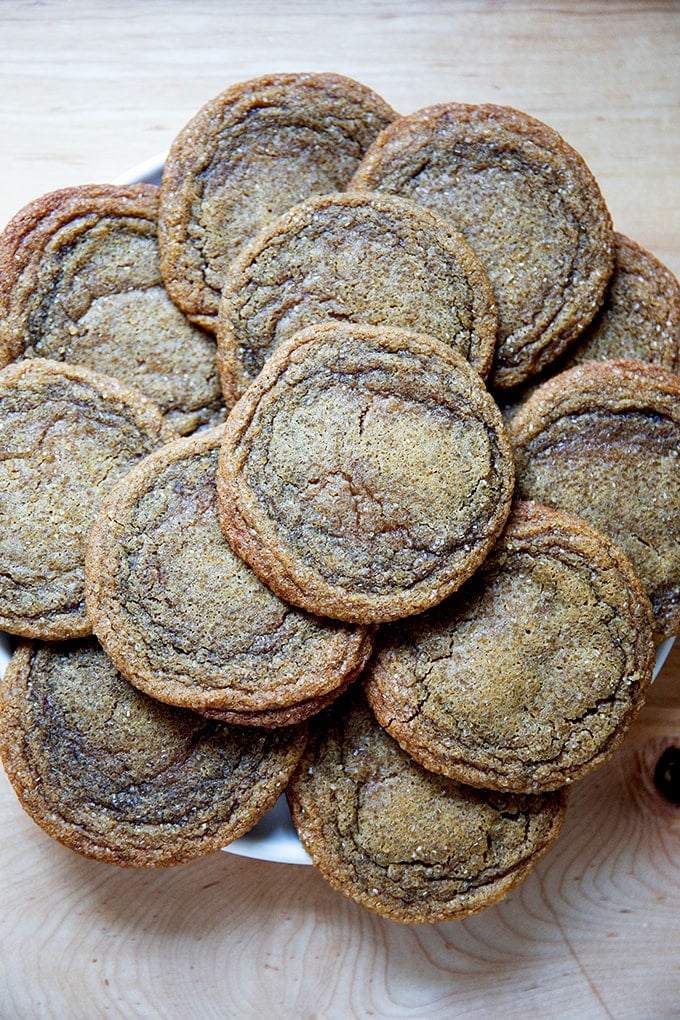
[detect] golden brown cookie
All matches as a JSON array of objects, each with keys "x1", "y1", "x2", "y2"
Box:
[
  {"x1": 216, "y1": 190, "x2": 497, "y2": 406},
  {"x1": 85, "y1": 425, "x2": 373, "y2": 724},
  {"x1": 217, "y1": 322, "x2": 515, "y2": 624},
  {"x1": 496, "y1": 235, "x2": 680, "y2": 423},
  {"x1": 364, "y1": 501, "x2": 655, "y2": 793},
  {"x1": 509, "y1": 359, "x2": 680, "y2": 638},
  {"x1": 558, "y1": 233, "x2": 680, "y2": 372},
  {"x1": 158, "y1": 73, "x2": 398, "y2": 332},
  {"x1": 0, "y1": 639, "x2": 307, "y2": 866},
  {"x1": 350, "y1": 102, "x2": 615, "y2": 389},
  {"x1": 0, "y1": 183, "x2": 224, "y2": 435},
  {"x1": 286, "y1": 687, "x2": 568, "y2": 923},
  {"x1": 0, "y1": 358, "x2": 175, "y2": 640}
]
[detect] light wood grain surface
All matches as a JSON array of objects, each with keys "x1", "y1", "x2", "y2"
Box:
[{"x1": 1, "y1": 3, "x2": 679, "y2": 1018}]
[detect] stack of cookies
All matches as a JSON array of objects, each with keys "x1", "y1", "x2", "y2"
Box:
[{"x1": 0, "y1": 73, "x2": 678, "y2": 923}]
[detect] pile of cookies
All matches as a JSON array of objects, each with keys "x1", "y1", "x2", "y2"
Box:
[{"x1": 0, "y1": 73, "x2": 678, "y2": 925}]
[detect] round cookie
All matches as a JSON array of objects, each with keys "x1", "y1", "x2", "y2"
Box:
[
  {"x1": 216, "y1": 190, "x2": 497, "y2": 406},
  {"x1": 0, "y1": 358, "x2": 176, "y2": 640},
  {"x1": 158, "y1": 73, "x2": 398, "y2": 331},
  {"x1": 557, "y1": 233, "x2": 680, "y2": 372},
  {"x1": 0, "y1": 639, "x2": 307, "y2": 866},
  {"x1": 509, "y1": 359, "x2": 680, "y2": 638},
  {"x1": 350, "y1": 102, "x2": 615, "y2": 389},
  {"x1": 497, "y1": 235, "x2": 680, "y2": 422},
  {"x1": 86, "y1": 425, "x2": 373, "y2": 724},
  {"x1": 216, "y1": 322, "x2": 515, "y2": 624},
  {"x1": 286, "y1": 688, "x2": 568, "y2": 924},
  {"x1": 0, "y1": 183, "x2": 224, "y2": 435},
  {"x1": 364, "y1": 501, "x2": 655, "y2": 793}
]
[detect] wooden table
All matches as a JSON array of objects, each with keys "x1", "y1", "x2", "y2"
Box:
[{"x1": 1, "y1": 3, "x2": 678, "y2": 1017}]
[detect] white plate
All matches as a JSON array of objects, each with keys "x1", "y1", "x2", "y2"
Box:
[
  {"x1": 114, "y1": 152, "x2": 167, "y2": 187},
  {"x1": 0, "y1": 153, "x2": 674, "y2": 868}
]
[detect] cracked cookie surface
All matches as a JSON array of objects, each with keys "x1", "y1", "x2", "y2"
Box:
[
  {"x1": 509, "y1": 360, "x2": 680, "y2": 638},
  {"x1": 158, "y1": 73, "x2": 397, "y2": 332},
  {"x1": 0, "y1": 183, "x2": 224, "y2": 435},
  {"x1": 0, "y1": 358, "x2": 175, "y2": 640},
  {"x1": 216, "y1": 190, "x2": 497, "y2": 406},
  {"x1": 350, "y1": 102, "x2": 614, "y2": 389},
  {"x1": 364, "y1": 501, "x2": 655, "y2": 793},
  {"x1": 0, "y1": 639, "x2": 307, "y2": 866},
  {"x1": 86, "y1": 425, "x2": 373, "y2": 724},
  {"x1": 217, "y1": 322, "x2": 515, "y2": 624},
  {"x1": 286, "y1": 687, "x2": 567, "y2": 923}
]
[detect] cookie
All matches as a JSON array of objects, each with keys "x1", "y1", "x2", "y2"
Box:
[
  {"x1": 85, "y1": 425, "x2": 373, "y2": 725},
  {"x1": 364, "y1": 501, "x2": 655, "y2": 793},
  {"x1": 286, "y1": 688, "x2": 568, "y2": 923},
  {"x1": 216, "y1": 190, "x2": 497, "y2": 406},
  {"x1": 0, "y1": 358, "x2": 175, "y2": 640},
  {"x1": 557, "y1": 233, "x2": 680, "y2": 372},
  {"x1": 350, "y1": 102, "x2": 615, "y2": 389},
  {"x1": 158, "y1": 73, "x2": 398, "y2": 332},
  {"x1": 0, "y1": 183, "x2": 224, "y2": 435},
  {"x1": 0, "y1": 639, "x2": 307, "y2": 866},
  {"x1": 497, "y1": 235, "x2": 680, "y2": 422},
  {"x1": 509, "y1": 360, "x2": 680, "y2": 638},
  {"x1": 217, "y1": 321, "x2": 515, "y2": 624}
]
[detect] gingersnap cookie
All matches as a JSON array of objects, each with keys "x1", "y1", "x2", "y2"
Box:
[
  {"x1": 509, "y1": 360, "x2": 680, "y2": 638},
  {"x1": 216, "y1": 190, "x2": 497, "y2": 406},
  {"x1": 498, "y1": 236, "x2": 680, "y2": 422},
  {"x1": 0, "y1": 639, "x2": 307, "y2": 866},
  {"x1": 0, "y1": 183, "x2": 224, "y2": 435},
  {"x1": 217, "y1": 322, "x2": 515, "y2": 624},
  {"x1": 286, "y1": 687, "x2": 568, "y2": 923},
  {"x1": 158, "y1": 73, "x2": 398, "y2": 332},
  {"x1": 350, "y1": 102, "x2": 614, "y2": 390},
  {"x1": 557, "y1": 233, "x2": 680, "y2": 372},
  {"x1": 0, "y1": 358, "x2": 175, "y2": 640},
  {"x1": 365, "y1": 501, "x2": 655, "y2": 793},
  {"x1": 85, "y1": 425, "x2": 373, "y2": 725}
]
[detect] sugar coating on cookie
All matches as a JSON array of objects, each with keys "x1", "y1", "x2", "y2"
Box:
[
  {"x1": 0, "y1": 183, "x2": 224, "y2": 435},
  {"x1": 558, "y1": 233, "x2": 680, "y2": 372},
  {"x1": 364, "y1": 501, "x2": 655, "y2": 793},
  {"x1": 0, "y1": 358, "x2": 176, "y2": 640},
  {"x1": 216, "y1": 190, "x2": 497, "y2": 406},
  {"x1": 158, "y1": 73, "x2": 398, "y2": 331},
  {"x1": 350, "y1": 102, "x2": 614, "y2": 389},
  {"x1": 509, "y1": 359, "x2": 680, "y2": 638},
  {"x1": 217, "y1": 322, "x2": 515, "y2": 624},
  {"x1": 86, "y1": 425, "x2": 373, "y2": 724},
  {"x1": 286, "y1": 689, "x2": 567, "y2": 923},
  {"x1": 0, "y1": 639, "x2": 307, "y2": 866}
]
